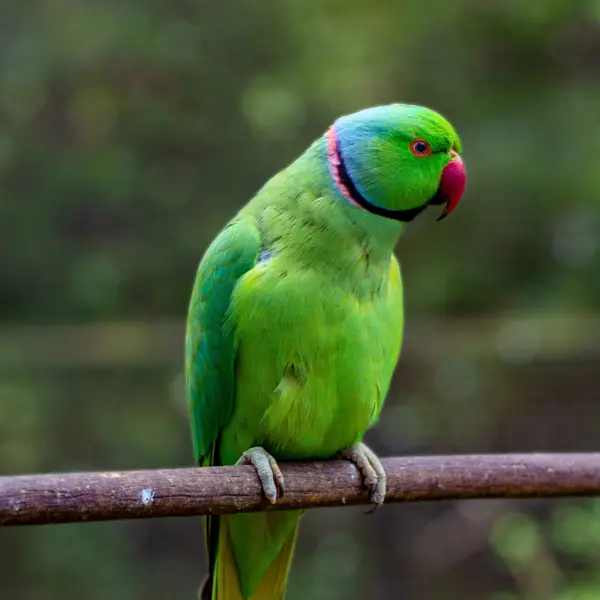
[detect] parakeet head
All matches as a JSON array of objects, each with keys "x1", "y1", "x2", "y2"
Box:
[{"x1": 327, "y1": 104, "x2": 466, "y2": 222}]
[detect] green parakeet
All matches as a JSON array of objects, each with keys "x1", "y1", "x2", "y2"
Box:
[{"x1": 186, "y1": 104, "x2": 466, "y2": 600}]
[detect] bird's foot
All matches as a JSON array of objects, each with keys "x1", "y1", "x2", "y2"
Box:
[
  {"x1": 340, "y1": 442, "x2": 386, "y2": 513},
  {"x1": 236, "y1": 446, "x2": 284, "y2": 504}
]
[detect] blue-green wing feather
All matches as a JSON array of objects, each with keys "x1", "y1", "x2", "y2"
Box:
[
  {"x1": 185, "y1": 217, "x2": 260, "y2": 597},
  {"x1": 185, "y1": 217, "x2": 261, "y2": 466}
]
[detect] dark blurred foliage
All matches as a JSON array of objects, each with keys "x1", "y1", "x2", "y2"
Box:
[{"x1": 1, "y1": 0, "x2": 600, "y2": 599}]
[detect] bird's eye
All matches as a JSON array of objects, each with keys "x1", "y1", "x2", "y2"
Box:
[{"x1": 410, "y1": 139, "x2": 432, "y2": 157}]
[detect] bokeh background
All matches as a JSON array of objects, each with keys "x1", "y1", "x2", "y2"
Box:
[{"x1": 2, "y1": 1, "x2": 600, "y2": 599}]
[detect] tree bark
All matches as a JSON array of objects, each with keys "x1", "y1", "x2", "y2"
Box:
[{"x1": 2, "y1": 454, "x2": 600, "y2": 527}]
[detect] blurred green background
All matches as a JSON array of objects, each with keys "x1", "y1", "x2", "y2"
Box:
[{"x1": 2, "y1": 1, "x2": 600, "y2": 599}]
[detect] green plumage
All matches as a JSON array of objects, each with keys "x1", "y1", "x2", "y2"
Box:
[{"x1": 186, "y1": 104, "x2": 464, "y2": 599}]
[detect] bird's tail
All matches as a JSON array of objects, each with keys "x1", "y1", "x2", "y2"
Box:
[{"x1": 203, "y1": 514, "x2": 299, "y2": 600}]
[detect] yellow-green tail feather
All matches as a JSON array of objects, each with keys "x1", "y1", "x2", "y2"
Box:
[{"x1": 211, "y1": 517, "x2": 299, "y2": 600}]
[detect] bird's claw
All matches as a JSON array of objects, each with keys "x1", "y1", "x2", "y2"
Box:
[
  {"x1": 340, "y1": 442, "x2": 386, "y2": 513},
  {"x1": 236, "y1": 446, "x2": 284, "y2": 504}
]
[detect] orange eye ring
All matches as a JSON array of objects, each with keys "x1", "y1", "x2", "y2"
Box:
[{"x1": 410, "y1": 139, "x2": 432, "y2": 158}]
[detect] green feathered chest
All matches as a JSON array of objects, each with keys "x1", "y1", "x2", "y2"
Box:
[{"x1": 219, "y1": 252, "x2": 404, "y2": 463}]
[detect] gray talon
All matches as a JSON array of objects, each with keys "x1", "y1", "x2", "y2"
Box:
[
  {"x1": 236, "y1": 446, "x2": 284, "y2": 504},
  {"x1": 341, "y1": 442, "x2": 387, "y2": 512}
]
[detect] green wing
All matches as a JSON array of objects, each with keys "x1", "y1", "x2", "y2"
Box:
[{"x1": 185, "y1": 217, "x2": 261, "y2": 467}]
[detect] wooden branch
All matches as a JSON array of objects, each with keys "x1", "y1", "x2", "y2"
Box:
[{"x1": 2, "y1": 454, "x2": 600, "y2": 527}]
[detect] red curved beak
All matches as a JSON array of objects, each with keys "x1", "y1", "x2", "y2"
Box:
[{"x1": 437, "y1": 150, "x2": 466, "y2": 221}]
